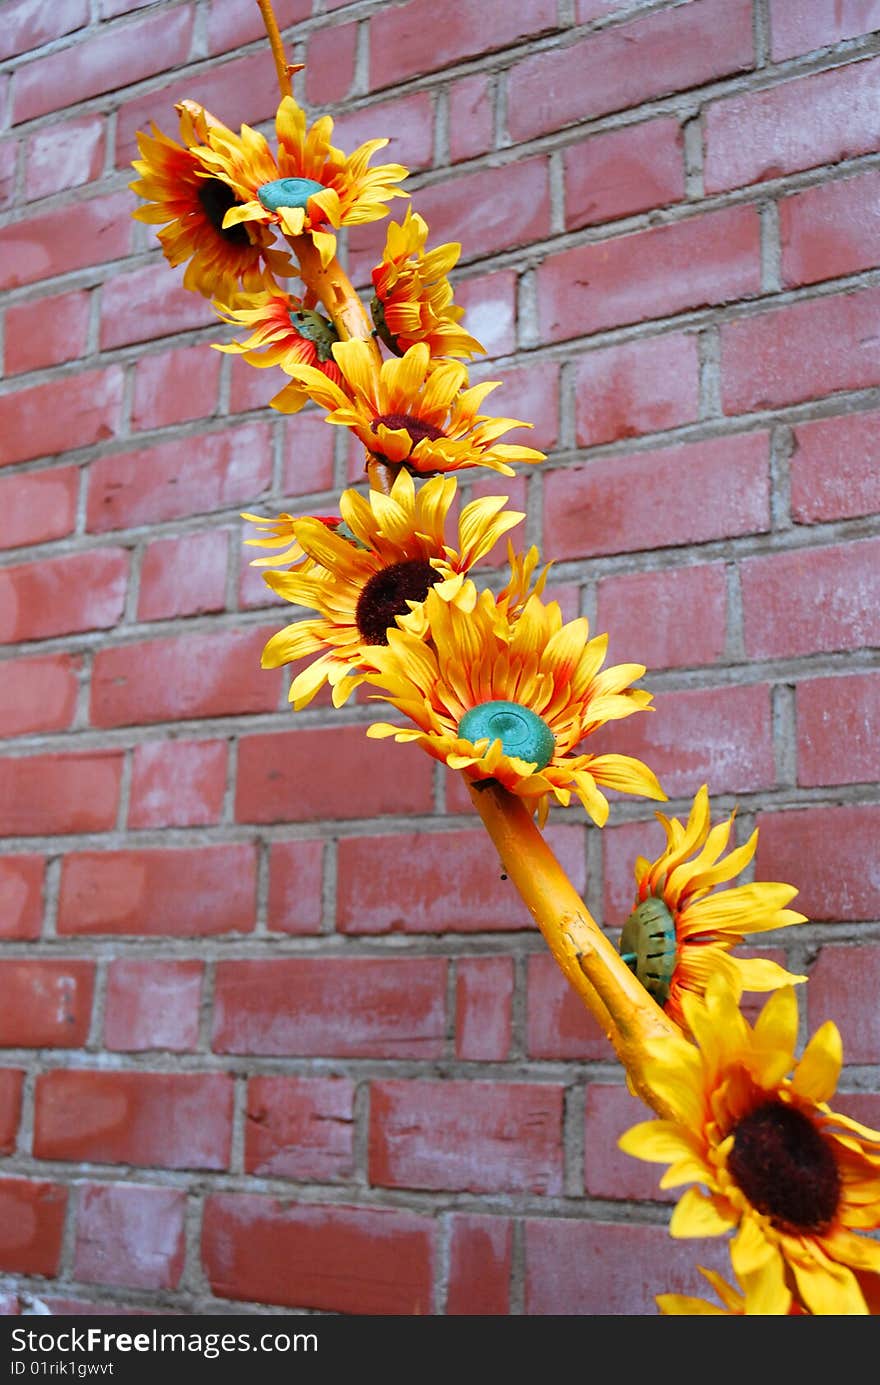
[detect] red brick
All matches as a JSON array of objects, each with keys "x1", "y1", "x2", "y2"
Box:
[
  {"x1": 0, "y1": 652, "x2": 79, "y2": 737},
  {"x1": 524, "y1": 1217, "x2": 729, "y2": 1315},
  {"x1": 446, "y1": 1214, "x2": 511, "y2": 1315},
  {"x1": 39, "y1": 1298, "x2": 154, "y2": 1316},
  {"x1": 577, "y1": 0, "x2": 652, "y2": 16},
  {"x1": 104, "y1": 961, "x2": 203, "y2": 1052},
  {"x1": 0, "y1": 751, "x2": 121, "y2": 837},
  {"x1": 770, "y1": 0, "x2": 880, "y2": 59},
  {"x1": 5, "y1": 290, "x2": 91, "y2": 375},
  {"x1": 0, "y1": 0, "x2": 87, "y2": 61},
  {"x1": 798, "y1": 672, "x2": 880, "y2": 788},
  {"x1": 404, "y1": 157, "x2": 550, "y2": 265},
  {"x1": 455, "y1": 958, "x2": 513, "y2": 1061},
  {"x1": 806, "y1": 946, "x2": 880, "y2": 1065},
  {"x1": 87, "y1": 423, "x2": 272, "y2": 532},
  {"x1": 0, "y1": 548, "x2": 128, "y2": 643},
  {"x1": 538, "y1": 205, "x2": 761, "y2": 344},
  {"x1": 203, "y1": 1196, "x2": 434, "y2": 1314},
  {"x1": 565, "y1": 118, "x2": 685, "y2": 231},
  {"x1": 370, "y1": 1079, "x2": 563, "y2": 1194},
  {"x1": 704, "y1": 57, "x2": 880, "y2": 194},
  {"x1": 99, "y1": 263, "x2": 216, "y2": 350},
  {"x1": 34, "y1": 1070, "x2": 233, "y2": 1170},
  {"x1": 116, "y1": 53, "x2": 282, "y2": 169},
  {"x1": 370, "y1": 0, "x2": 556, "y2": 88},
  {"x1": 544, "y1": 433, "x2": 770, "y2": 560},
  {"x1": 306, "y1": 22, "x2": 358, "y2": 105},
  {"x1": 0, "y1": 140, "x2": 16, "y2": 209},
  {"x1": 25, "y1": 115, "x2": 105, "y2": 201},
  {"x1": 448, "y1": 74, "x2": 493, "y2": 164},
  {"x1": 791, "y1": 410, "x2": 880, "y2": 523},
  {"x1": 337, "y1": 824, "x2": 585, "y2": 933},
  {"x1": 0, "y1": 961, "x2": 93, "y2": 1048},
  {"x1": 469, "y1": 360, "x2": 558, "y2": 452},
  {"x1": 235, "y1": 723, "x2": 434, "y2": 823},
  {"x1": 741, "y1": 537, "x2": 880, "y2": 658},
  {"x1": 12, "y1": 6, "x2": 195, "y2": 123},
  {"x1": 131, "y1": 344, "x2": 222, "y2": 432},
  {"x1": 526, "y1": 954, "x2": 615, "y2": 1061},
  {"x1": 58, "y1": 844, "x2": 257, "y2": 937},
  {"x1": 835, "y1": 1092, "x2": 880, "y2": 1131},
  {"x1": 467, "y1": 472, "x2": 526, "y2": 570},
  {"x1": 74, "y1": 1183, "x2": 186, "y2": 1291},
  {"x1": 781, "y1": 170, "x2": 880, "y2": 289},
  {"x1": 452, "y1": 270, "x2": 516, "y2": 359},
  {"x1": 245, "y1": 1076, "x2": 355, "y2": 1181},
  {"x1": 267, "y1": 839, "x2": 324, "y2": 934},
  {"x1": 137, "y1": 530, "x2": 229, "y2": 621},
  {"x1": 573, "y1": 332, "x2": 700, "y2": 447},
  {"x1": 0, "y1": 1179, "x2": 67, "y2": 1278},
  {"x1": 0, "y1": 192, "x2": 131, "y2": 291},
  {"x1": 91, "y1": 628, "x2": 280, "y2": 728},
  {"x1": 509, "y1": 0, "x2": 752, "y2": 142},
  {"x1": 588, "y1": 683, "x2": 775, "y2": 798},
  {"x1": 584, "y1": 1082, "x2": 670, "y2": 1202},
  {"x1": 228, "y1": 356, "x2": 289, "y2": 416},
  {"x1": 0, "y1": 1071, "x2": 24, "y2": 1153},
  {"x1": 207, "y1": 0, "x2": 310, "y2": 54},
  {"x1": 597, "y1": 562, "x2": 728, "y2": 671},
  {"x1": 0, "y1": 367, "x2": 123, "y2": 466},
  {"x1": 128, "y1": 739, "x2": 227, "y2": 829},
  {"x1": 99, "y1": 0, "x2": 156, "y2": 15},
  {"x1": 212, "y1": 958, "x2": 447, "y2": 1057},
  {"x1": 756, "y1": 804, "x2": 880, "y2": 922},
  {"x1": 0, "y1": 856, "x2": 44, "y2": 940},
  {"x1": 280, "y1": 410, "x2": 337, "y2": 496},
  {"x1": 603, "y1": 814, "x2": 673, "y2": 923}
]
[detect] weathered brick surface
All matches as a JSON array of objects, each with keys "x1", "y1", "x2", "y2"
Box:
[{"x1": 1, "y1": 0, "x2": 876, "y2": 1320}]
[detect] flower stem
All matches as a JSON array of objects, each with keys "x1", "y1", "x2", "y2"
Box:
[
  {"x1": 468, "y1": 780, "x2": 682, "y2": 1116},
  {"x1": 257, "y1": 0, "x2": 295, "y2": 99}
]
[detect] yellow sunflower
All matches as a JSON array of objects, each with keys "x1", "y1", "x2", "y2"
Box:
[
  {"x1": 272, "y1": 339, "x2": 546, "y2": 478},
  {"x1": 365, "y1": 586, "x2": 666, "y2": 827},
  {"x1": 130, "y1": 102, "x2": 291, "y2": 301},
  {"x1": 213, "y1": 281, "x2": 343, "y2": 385},
  {"x1": 240, "y1": 510, "x2": 341, "y2": 570},
  {"x1": 195, "y1": 94, "x2": 409, "y2": 269},
  {"x1": 619, "y1": 784, "x2": 806, "y2": 1033},
  {"x1": 370, "y1": 207, "x2": 485, "y2": 361},
  {"x1": 657, "y1": 1262, "x2": 804, "y2": 1315},
  {"x1": 619, "y1": 975, "x2": 880, "y2": 1316},
  {"x1": 259, "y1": 468, "x2": 526, "y2": 709}
]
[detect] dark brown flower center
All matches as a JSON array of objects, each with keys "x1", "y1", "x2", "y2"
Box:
[
  {"x1": 727, "y1": 1100, "x2": 841, "y2": 1234},
  {"x1": 197, "y1": 179, "x2": 251, "y2": 247},
  {"x1": 355, "y1": 558, "x2": 439, "y2": 645},
  {"x1": 370, "y1": 412, "x2": 444, "y2": 453}
]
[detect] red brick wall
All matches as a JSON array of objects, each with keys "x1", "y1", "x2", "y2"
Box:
[{"x1": 0, "y1": 0, "x2": 878, "y2": 1316}]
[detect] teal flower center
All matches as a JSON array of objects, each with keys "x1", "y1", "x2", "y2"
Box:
[
  {"x1": 619, "y1": 895, "x2": 677, "y2": 1006},
  {"x1": 289, "y1": 308, "x2": 339, "y2": 363},
  {"x1": 728, "y1": 1101, "x2": 840, "y2": 1234},
  {"x1": 458, "y1": 701, "x2": 555, "y2": 769},
  {"x1": 258, "y1": 177, "x2": 326, "y2": 213}
]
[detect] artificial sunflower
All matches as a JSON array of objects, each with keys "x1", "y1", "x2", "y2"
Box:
[
  {"x1": 241, "y1": 511, "x2": 342, "y2": 570},
  {"x1": 619, "y1": 784, "x2": 806, "y2": 1033},
  {"x1": 619, "y1": 975, "x2": 880, "y2": 1315},
  {"x1": 213, "y1": 281, "x2": 343, "y2": 384},
  {"x1": 259, "y1": 468, "x2": 527, "y2": 709},
  {"x1": 657, "y1": 1261, "x2": 803, "y2": 1315},
  {"x1": 365, "y1": 586, "x2": 666, "y2": 827},
  {"x1": 130, "y1": 102, "x2": 291, "y2": 300},
  {"x1": 195, "y1": 94, "x2": 408, "y2": 269},
  {"x1": 272, "y1": 339, "x2": 545, "y2": 478},
  {"x1": 370, "y1": 207, "x2": 485, "y2": 361}
]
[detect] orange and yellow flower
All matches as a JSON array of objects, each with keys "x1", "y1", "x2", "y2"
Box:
[
  {"x1": 195, "y1": 94, "x2": 408, "y2": 269},
  {"x1": 370, "y1": 208, "x2": 484, "y2": 361},
  {"x1": 364, "y1": 587, "x2": 666, "y2": 827},
  {"x1": 272, "y1": 339, "x2": 545, "y2": 478},
  {"x1": 213, "y1": 281, "x2": 343, "y2": 385},
  {"x1": 619, "y1": 785, "x2": 806, "y2": 1033},
  {"x1": 259, "y1": 468, "x2": 526, "y2": 709},
  {"x1": 619, "y1": 976, "x2": 880, "y2": 1315},
  {"x1": 130, "y1": 102, "x2": 291, "y2": 300},
  {"x1": 657, "y1": 1262, "x2": 804, "y2": 1315}
]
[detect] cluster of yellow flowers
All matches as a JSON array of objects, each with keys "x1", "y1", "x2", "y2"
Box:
[{"x1": 131, "y1": 81, "x2": 880, "y2": 1316}]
